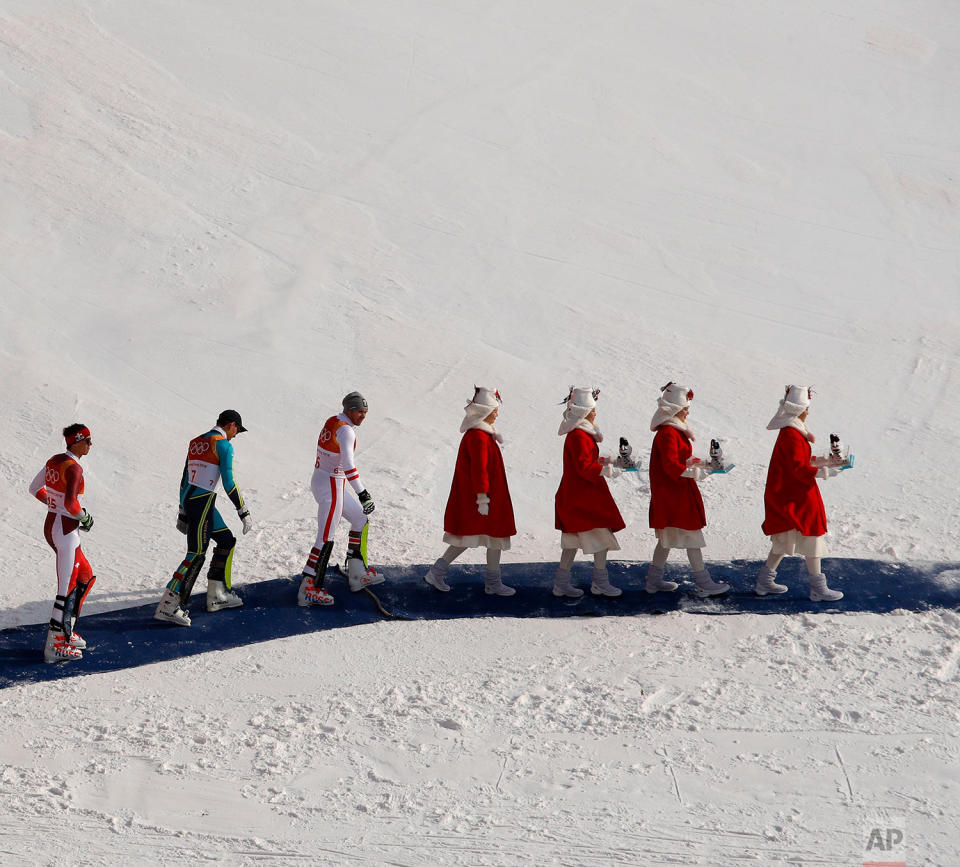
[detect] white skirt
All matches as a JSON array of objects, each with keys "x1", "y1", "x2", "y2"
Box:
[
  {"x1": 768, "y1": 530, "x2": 827, "y2": 558},
  {"x1": 560, "y1": 528, "x2": 620, "y2": 555},
  {"x1": 443, "y1": 533, "x2": 512, "y2": 551},
  {"x1": 655, "y1": 527, "x2": 706, "y2": 550}
]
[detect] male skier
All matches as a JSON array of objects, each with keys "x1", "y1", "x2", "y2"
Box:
[
  {"x1": 298, "y1": 392, "x2": 383, "y2": 605},
  {"x1": 28, "y1": 424, "x2": 97, "y2": 663},
  {"x1": 155, "y1": 410, "x2": 252, "y2": 626}
]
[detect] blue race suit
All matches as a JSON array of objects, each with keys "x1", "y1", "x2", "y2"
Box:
[{"x1": 168, "y1": 427, "x2": 246, "y2": 604}]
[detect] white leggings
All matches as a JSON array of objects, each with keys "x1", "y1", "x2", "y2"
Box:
[
  {"x1": 651, "y1": 542, "x2": 704, "y2": 572},
  {"x1": 559, "y1": 548, "x2": 608, "y2": 571},
  {"x1": 441, "y1": 545, "x2": 502, "y2": 571},
  {"x1": 765, "y1": 551, "x2": 822, "y2": 576}
]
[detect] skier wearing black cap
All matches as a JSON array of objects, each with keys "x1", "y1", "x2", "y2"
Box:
[
  {"x1": 298, "y1": 391, "x2": 383, "y2": 605},
  {"x1": 154, "y1": 410, "x2": 252, "y2": 626}
]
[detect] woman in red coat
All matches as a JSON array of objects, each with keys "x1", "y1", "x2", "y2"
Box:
[
  {"x1": 646, "y1": 382, "x2": 729, "y2": 597},
  {"x1": 424, "y1": 387, "x2": 517, "y2": 595},
  {"x1": 757, "y1": 385, "x2": 844, "y2": 601},
  {"x1": 553, "y1": 387, "x2": 625, "y2": 598}
]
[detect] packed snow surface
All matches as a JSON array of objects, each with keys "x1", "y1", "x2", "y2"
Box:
[{"x1": 1, "y1": 0, "x2": 959, "y2": 863}]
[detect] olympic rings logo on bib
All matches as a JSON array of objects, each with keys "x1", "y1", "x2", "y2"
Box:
[
  {"x1": 319, "y1": 429, "x2": 332, "y2": 443},
  {"x1": 45, "y1": 468, "x2": 60, "y2": 484},
  {"x1": 189, "y1": 441, "x2": 211, "y2": 456}
]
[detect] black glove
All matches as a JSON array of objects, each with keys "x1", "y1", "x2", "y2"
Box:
[
  {"x1": 358, "y1": 490, "x2": 375, "y2": 515},
  {"x1": 176, "y1": 507, "x2": 188, "y2": 534},
  {"x1": 79, "y1": 509, "x2": 94, "y2": 532}
]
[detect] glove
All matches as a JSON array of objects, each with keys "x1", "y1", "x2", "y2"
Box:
[
  {"x1": 477, "y1": 493, "x2": 490, "y2": 516},
  {"x1": 238, "y1": 507, "x2": 253, "y2": 535},
  {"x1": 601, "y1": 463, "x2": 622, "y2": 479},
  {"x1": 176, "y1": 507, "x2": 188, "y2": 535},
  {"x1": 358, "y1": 490, "x2": 375, "y2": 515},
  {"x1": 79, "y1": 509, "x2": 94, "y2": 532}
]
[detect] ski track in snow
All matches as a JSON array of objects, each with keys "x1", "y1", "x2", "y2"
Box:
[{"x1": 2, "y1": 614, "x2": 959, "y2": 864}]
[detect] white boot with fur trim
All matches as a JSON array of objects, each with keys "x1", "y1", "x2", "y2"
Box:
[
  {"x1": 484, "y1": 569, "x2": 515, "y2": 596},
  {"x1": 755, "y1": 566, "x2": 788, "y2": 596},
  {"x1": 552, "y1": 568, "x2": 584, "y2": 598},
  {"x1": 809, "y1": 573, "x2": 843, "y2": 602},
  {"x1": 645, "y1": 564, "x2": 678, "y2": 594},
  {"x1": 424, "y1": 558, "x2": 452, "y2": 592},
  {"x1": 692, "y1": 569, "x2": 729, "y2": 597},
  {"x1": 590, "y1": 568, "x2": 622, "y2": 597}
]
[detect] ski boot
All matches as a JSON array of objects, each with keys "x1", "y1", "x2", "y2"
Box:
[
  {"x1": 43, "y1": 627, "x2": 82, "y2": 663},
  {"x1": 207, "y1": 581, "x2": 243, "y2": 612},
  {"x1": 298, "y1": 572, "x2": 334, "y2": 606},
  {"x1": 346, "y1": 553, "x2": 384, "y2": 592},
  {"x1": 154, "y1": 588, "x2": 192, "y2": 626}
]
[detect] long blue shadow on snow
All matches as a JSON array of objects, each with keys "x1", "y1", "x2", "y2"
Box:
[{"x1": 2, "y1": 559, "x2": 958, "y2": 688}]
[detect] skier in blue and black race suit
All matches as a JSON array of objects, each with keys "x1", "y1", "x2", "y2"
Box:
[{"x1": 154, "y1": 410, "x2": 253, "y2": 627}]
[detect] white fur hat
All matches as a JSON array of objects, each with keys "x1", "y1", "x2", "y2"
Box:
[
  {"x1": 558, "y1": 386, "x2": 599, "y2": 436},
  {"x1": 460, "y1": 386, "x2": 501, "y2": 432},
  {"x1": 650, "y1": 381, "x2": 693, "y2": 431},
  {"x1": 767, "y1": 384, "x2": 813, "y2": 430}
]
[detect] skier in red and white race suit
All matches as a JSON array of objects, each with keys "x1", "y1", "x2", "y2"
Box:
[
  {"x1": 757, "y1": 385, "x2": 846, "y2": 601},
  {"x1": 553, "y1": 387, "x2": 626, "y2": 598},
  {"x1": 646, "y1": 382, "x2": 729, "y2": 597},
  {"x1": 27, "y1": 424, "x2": 97, "y2": 663},
  {"x1": 423, "y1": 387, "x2": 518, "y2": 596},
  {"x1": 298, "y1": 392, "x2": 383, "y2": 606}
]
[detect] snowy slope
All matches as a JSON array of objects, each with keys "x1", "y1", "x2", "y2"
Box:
[{"x1": 1, "y1": 1, "x2": 959, "y2": 864}]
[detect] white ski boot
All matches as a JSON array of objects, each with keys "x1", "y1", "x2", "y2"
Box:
[
  {"x1": 484, "y1": 569, "x2": 515, "y2": 596},
  {"x1": 207, "y1": 582, "x2": 243, "y2": 612},
  {"x1": 809, "y1": 573, "x2": 843, "y2": 602},
  {"x1": 68, "y1": 631, "x2": 87, "y2": 649},
  {"x1": 298, "y1": 573, "x2": 334, "y2": 606},
  {"x1": 645, "y1": 564, "x2": 678, "y2": 594},
  {"x1": 347, "y1": 555, "x2": 385, "y2": 592},
  {"x1": 43, "y1": 628, "x2": 82, "y2": 663},
  {"x1": 552, "y1": 568, "x2": 584, "y2": 598},
  {"x1": 424, "y1": 558, "x2": 452, "y2": 592},
  {"x1": 755, "y1": 566, "x2": 788, "y2": 596},
  {"x1": 154, "y1": 588, "x2": 192, "y2": 626},
  {"x1": 590, "y1": 569, "x2": 622, "y2": 597},
  {"x1": 693, "y1": 569, "x2": 730, "y2": 598}
]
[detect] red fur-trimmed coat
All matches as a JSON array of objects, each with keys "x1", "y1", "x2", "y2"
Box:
[
  {"x1": 555, "y1": 427, "x2": 625, "y2": 534},
  {"x1": 443, "y1": 427, "x2": 516, "y2": 538},
  {"x1": 648, "y1": 425, "x2": 706, "y2": 531},
  {"x1": 762, "y1": 426, "x2": 827, "y2": 537}
]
